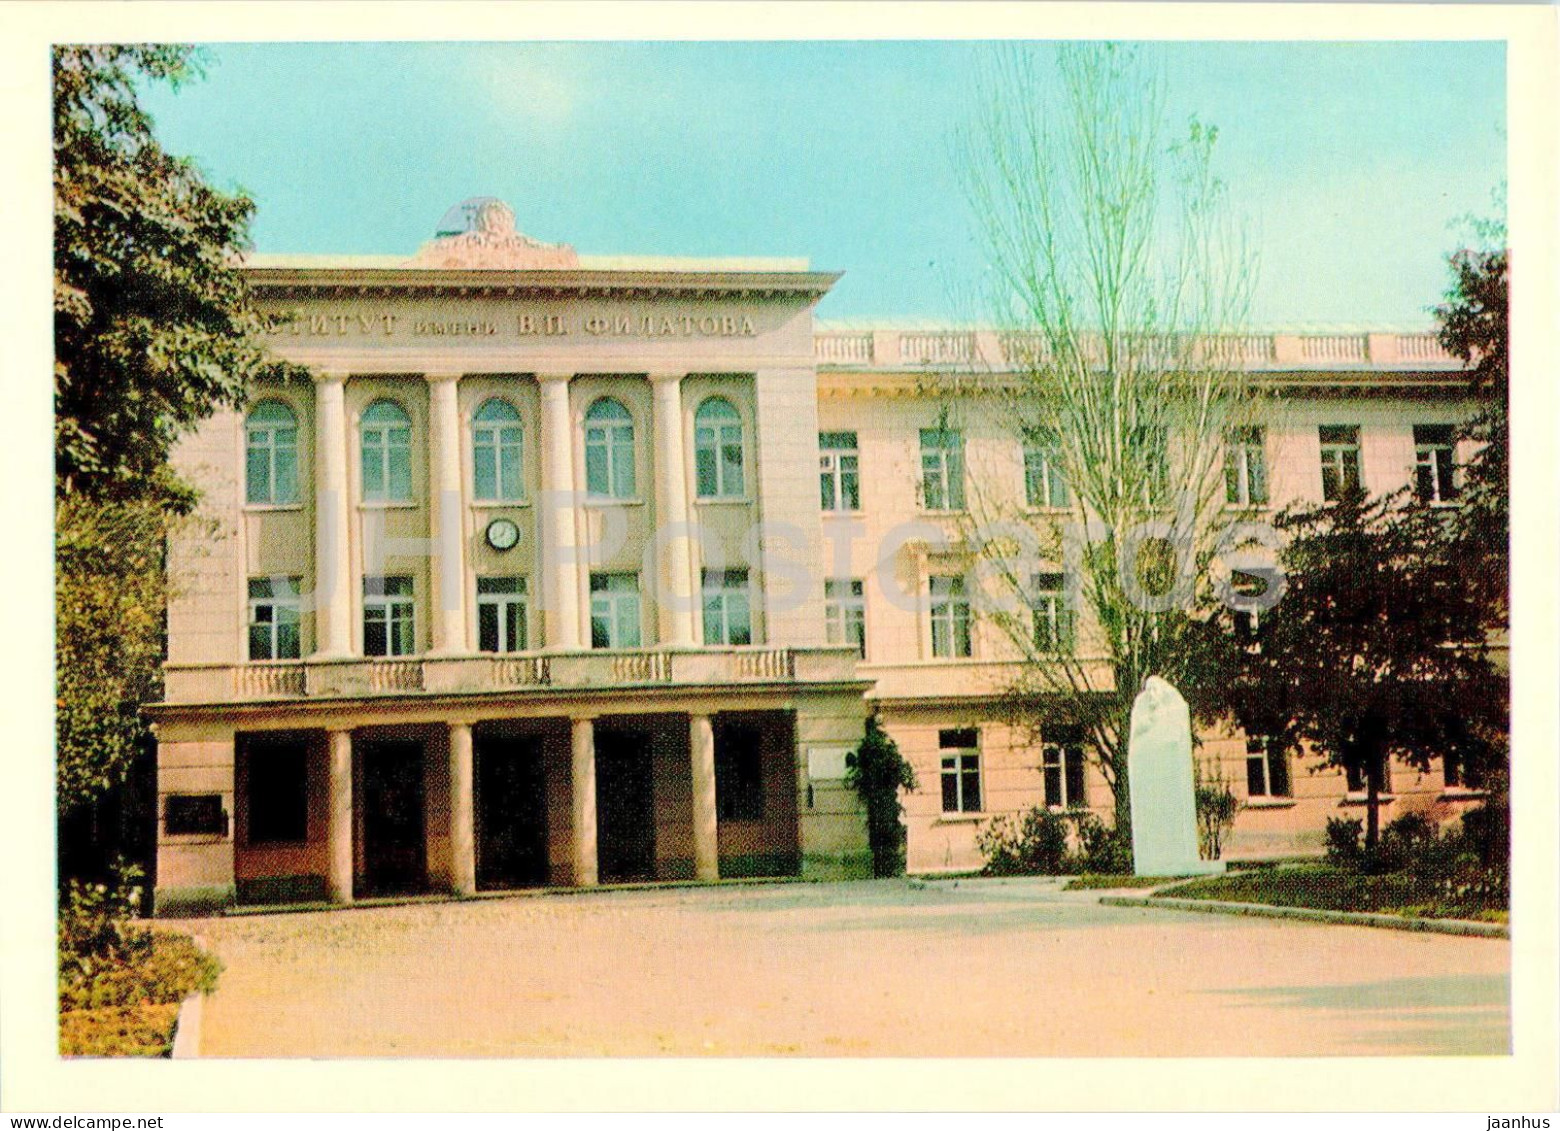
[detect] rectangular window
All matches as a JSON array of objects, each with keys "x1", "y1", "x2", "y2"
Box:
[
  {"x1": 248, "y1": 577, "x2": 302, "y2": 660},
  {"x1": 477, "y1": 576, "x2": 528, "y2": 653},
  {"x1": 1413, "y1": 424, "x2": 1459, "y2": 504},
  {"x1": 1023, "y1": 427, "x2": 1070, "y2": 509},
  {"x1": 1030, "y1": 572, "x2": 1076, "y2": 653},
  {"x1": 819, "y1": 432, "x2": 861, "y2": 512},
  {"x1": 1345, "y1": 761, "x2": 1392, "y2": 794},
  {"x1": 590, "y1": 573, "x2": 642, "y2": 649},
  {"x1": 246, "y1": 741, "x2": 309, "y2": 844},
  {"x1": 1319, "y1": 425, "x2": 1363, "y2": 501},
  {"x1": 929, "y1": 575, "x2": 972, "y2": 658},
  {"x1": 1043, "y1": 725, "x2": 1088, "y2": 809},
  {"x1": 702, "y1": 569, "x2": 752, "y2": 646},
  {"x1": 363, "y1": 576, "x2": 415, "y2": 657},
  {"x1": 920, "y1": 428, "x2": 966, "y2": 511},
  {"x1": 824, "y1": 578, "x2": 867, "y2": 657},
  {"x1": 939, "y1": 728, "x2": 981, "y2": 813},
  {"x1": 1244, "y1": 736, "x2": 1291, "y2": 798},
  {"x1": 1444, "y1": 750, "x2": 1485, "y2": 790},
  {"x1": 1224, "y1": 426, "x2": 1269, "y2": 506},
  {"x1": 715, "y1": 723, "x2": 765, "y2": 821}
]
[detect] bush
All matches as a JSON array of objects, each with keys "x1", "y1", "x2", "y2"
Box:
[
  {"x1": 1460, "y1": 795, "x2": 1510, "y2": 872},
  {"x1": 1072, "y1": 812, "x2": 1133, "y2": 874},
  {"x1": 1378, "y1": 812, "x2": 1439, "y2": 872},
  {"x1": 977, "y1": 807, "x2": 1072, "y2": 876},
  {"x1": 59, "y1": 859, "x2": 150, "y2": 986},
  {"x1": 1324, "y1": 816, "x2": 1364, "y2": 868},
  {"x1": 1194, "y1": 758, "x2": 1240, "y2": 861},
  {"x1": 845, "y1": 715, "x2": 917, "y2": 877}
]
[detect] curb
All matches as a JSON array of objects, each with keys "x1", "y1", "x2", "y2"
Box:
[
  {"x1": 169, "y1": 932, "x2": 211, "y2": 1059},
  {"x1": 1099, "y1": 894, "x2": 1509, "y2": 939}
]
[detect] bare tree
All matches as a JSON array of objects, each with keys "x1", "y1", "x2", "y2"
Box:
[{"x1": 951, "y1": 43, "x2": 1263, "y2": 838}]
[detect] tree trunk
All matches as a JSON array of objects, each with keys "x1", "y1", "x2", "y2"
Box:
[{"x1": 1364, "y1": 754, "x2": 1382, "y2": 868}]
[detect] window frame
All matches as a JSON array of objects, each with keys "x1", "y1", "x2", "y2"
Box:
[
  {"x1": 472, "y1": 398, "x2": 525, "y2": 503},
  {"x1": 919, "y1": 427, "x2": 966, "y2": 512},
  {"x1": 1023, "y1": 427, "x2": 1070, "y2": 509},
  {"x1": 245, "y1": 400, "x2": 301, "y2": 507},
  {"x1": 824, "y1": 577, "x2": 867, "y2": 657},
  {"x1": 819, "y1": 431, "x2": 861, "y2": 512},
  {"x1": 1030, "y1": 572, "x2": 1076, "y2": 654},
  {"x1": 1224, "y1": 425, "x2": 1269, "y2": 507},
  {"x1": 1245, "y1": 736, "x2": 1291, "y2": 798},
  {"x1": 694, "y1": 397, "x2": 747, "y2": 500},
  {"x1": 247, "y1": 576, "x2": 302, "y2": 661},
  {"x1": 589, "y1": 572, "x2": 642, "y2": 649},
  {"x1": 1042, "y1": 727, "x2": 1089, "y2": 810},
  {"x1": 1413, "y1": 424, "x2": 1459, "y2": 504},
  {"x1": 363, "y1": 575, "x2": 416, "y2": 657},
  {"x1": 583, "y1": 397, "x2": 637, "y2": 500},
  {"x1": 702, "y1": 568, "x2": 753, "y2": 647},
  {"x1": 1319, "y1": 424, "x2": 1363, "y2": 502},
  {"x1": 476, "y1": 575, "x2": 529, "y2": 654},
  {"x1": 939, "y1": 728, "x2": 982, "y2": 814},
  {"x1": 929, "y1": 574, "x2": 973, "y2": 658},
  {"x1": 360, "y1": 399, "x2": 414, "y2": 504}
]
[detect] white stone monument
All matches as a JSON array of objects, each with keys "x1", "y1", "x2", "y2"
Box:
[{"x1": 1128, "y1": 676, "x2": 1226, "y2": 877}]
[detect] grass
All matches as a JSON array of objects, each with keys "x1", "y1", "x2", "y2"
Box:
[
  {"x1": 1154, "y1": 863, "x2": 1508, "y2": 923},
  {"x1": 1062, "y1": 873, "x2": 1189, "y2": 890},
  {"x1": 59, "y1": 930, "x2": 222, "y2": 1057}
]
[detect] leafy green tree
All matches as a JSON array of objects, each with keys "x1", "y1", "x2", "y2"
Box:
[
  {"x1": 1210, "y1": 491, "x2": 1506, "y2": 863},
  {"x1": 845, "y1": 715, "x2": 918, "y2": 877},
  {"x1": 54, "y1": 45, "x2": 300, "y2": 506},
  {"x1": 53, "y1": 47, "x2": 298, "y2": 832},
  {"x1": 1434, "y1": 244, "x2": 1508, "y2": 626}
]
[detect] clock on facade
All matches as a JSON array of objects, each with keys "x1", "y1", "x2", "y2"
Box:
[{"x1": 485, "y1": 517, "x2": 521, "y2": 551}]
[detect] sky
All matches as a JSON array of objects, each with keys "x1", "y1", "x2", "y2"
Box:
[{"x1": 138, "y1": 40, "x2": 1506, "y2": 328}]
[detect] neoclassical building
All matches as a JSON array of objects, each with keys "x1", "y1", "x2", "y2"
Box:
[{"x1": 149, "y1": 199, "x2": 1487, "y2": 913}]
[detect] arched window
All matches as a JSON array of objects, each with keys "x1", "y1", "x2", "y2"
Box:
[
  {"x1": 361, "y1": 399, "x2": 413, "y2": 502},
  {"x1": 245, "y1": 401, "x2": 299, "y2": 505},
  {"x1": 694, "y1": 397, "x2": 745, "y2": 499},
  {"x1": 584, "y1": 397, "x2": 635, "y2": 499},
  {"x1": 472, "y1": 398, "x2": 523, "y2": 502}
]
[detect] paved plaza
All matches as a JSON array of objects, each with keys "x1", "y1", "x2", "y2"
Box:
[{"x1": 188, "y1": 877, "x2": 1510, "y2": 1058}]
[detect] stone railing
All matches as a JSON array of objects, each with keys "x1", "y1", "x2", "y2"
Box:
[
  {"x1": 162, "y1": 646, "x2": 861, "y2": 705},
  {"x1": 817, "y1": 329, "x2": 1459, "y2": 371}
]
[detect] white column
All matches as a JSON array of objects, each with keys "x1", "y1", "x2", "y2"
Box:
[
  {"x1": 651, "y1": 372, "x2": 697, "y2": 647},
  {"x1": 570, "y1": 716, "x2": 598, "y2": 886},
  {"x1": 327, "y1": 729, "x2": 354, "y2": 904},
  {"x1": 690, "y1": 713, "x2": 719, "y2": 882},
  {"x1": 449, "y1": 721, "x2": 476, "y2": 896},
  {"x1": 539, "y1": 374, "x2": 583, "y2": 650},
  {"x1": 428, "y1": 373, "x2": 468, "y2": 653},
  {"x1": 313, "y1": 373, "x2": 354, "y2": 657}
]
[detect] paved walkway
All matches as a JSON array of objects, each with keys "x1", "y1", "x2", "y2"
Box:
[{"x1": 190, "y1": 877, "x2": 1510, "y2": 1057}]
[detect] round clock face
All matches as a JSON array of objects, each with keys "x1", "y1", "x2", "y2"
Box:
[{"x1": 485, "y1": 518, "x2": 521, "y2": 551}]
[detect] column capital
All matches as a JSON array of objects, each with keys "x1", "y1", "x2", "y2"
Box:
[
  {"x1": 425, "y1": 371, "x2": 464, "y2": 385},
  {"x1": 648, "y1": 371, "x2": 686, "y2": 387},
  {"x1": 537, "y1": 372, "x2": 574, "y2": 386},
  {"x1": 313, "y1": 370, "x2": 349, "y2": 386}
]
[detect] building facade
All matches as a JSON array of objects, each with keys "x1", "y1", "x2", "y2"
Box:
[{"x1": 150, "y1": 201, "x2": 1488, "y2": 913}]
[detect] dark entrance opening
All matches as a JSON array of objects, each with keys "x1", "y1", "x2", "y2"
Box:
[
  {"x1": 358, "y1": 739, "x2": 426, "y2": 897},
  {"x1": 595, "y1": 728, "x2": 655, "y2": 883},
  {"x1": 475, "y1": 733, "x2": 549, "y2": 889}
]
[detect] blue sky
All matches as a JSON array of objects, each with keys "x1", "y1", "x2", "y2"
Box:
[{"x1": 140, "y1": 41, "x2": 1505, "y2": 327}]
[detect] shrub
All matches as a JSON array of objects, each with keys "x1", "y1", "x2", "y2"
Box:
[
  {"x1": 59, "y1": 859, "x2": 149, "y2": 986},
  {"x1": 845, "y1": 715, "x2": 918, "y2": 877},
  {"x1": 1324, "y1": 816, "x2": 1364, "y2": 868},
  {"x1": 1460, "y1": 795, "x2": 1510, "y2": 872},
  {"x1": 1071, "y1": 812, "x2": 1132, "y2": 874},
  {"x1": 977, "y1": 807, "x2": 1071, "y2": 876},
  {"x1": 1378, "y1": 812, "x2": 1439, "y2": 872},
  {"x1": 1194, "y1": 758, "x2": 1240, "y2": 861}
]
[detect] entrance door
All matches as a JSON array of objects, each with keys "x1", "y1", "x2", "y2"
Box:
[
  {"x1": 595, "y1": 729, "x2": 655, "y2": 883},
  {"x1": 359, "y1": 740, "x2": 426, "y2": 896},
  {"x1": 475, "y1": 734, "x2": 549, "y2": 889}
]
